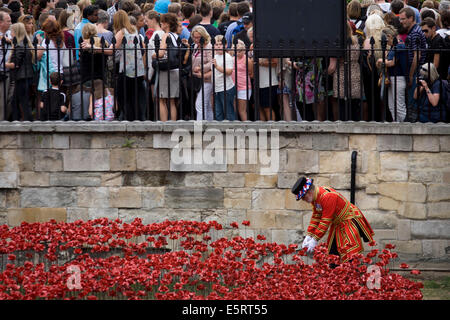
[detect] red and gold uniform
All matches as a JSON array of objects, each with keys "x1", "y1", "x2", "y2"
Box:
[{"x1": 305, "y1": 186, "x2": 375, "y2": 262}]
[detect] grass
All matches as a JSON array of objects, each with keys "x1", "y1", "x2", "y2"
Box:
[{"x1": 420, "y1": 276, "x2": 450, "y2": 300}]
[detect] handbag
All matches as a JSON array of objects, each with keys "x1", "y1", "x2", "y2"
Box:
[
  {"x1": 62, "y1": 48, "x2": 81, "y2": 86},
  {"x1": 378, "y1": 67, "x2": 390, "y2": 87},
  {"x1": 152, "y1": 33, "x2": 180, "y2": 71}
]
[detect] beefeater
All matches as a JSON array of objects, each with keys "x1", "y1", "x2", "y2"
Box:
[{"x1": 292, "y1": 177, "x2": 375, "y2": 263}]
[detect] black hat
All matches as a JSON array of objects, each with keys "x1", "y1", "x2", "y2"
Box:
[
  {"x1": 291, "y1": 177, "x2": 314, "y2": 201},
  {"x1": 242, "y1": 12, "x2": 253, "y2": 24}
]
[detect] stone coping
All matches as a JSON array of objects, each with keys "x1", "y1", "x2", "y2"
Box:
[{"x1": 0, "y1": 121, "x2": 449, "y2": 135}]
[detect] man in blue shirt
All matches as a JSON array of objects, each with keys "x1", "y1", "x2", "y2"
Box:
[
  {"x1": 74, "y1": 5, "x2": 99, "y2": 60},
  {"x1": 399, "y1": 6, "x2": 426, "y2": 122},
  {"x1": 225, "y1": 1, "x2": 249, "y2": 48}
]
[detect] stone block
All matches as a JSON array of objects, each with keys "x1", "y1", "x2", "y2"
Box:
[
  {"x1": 296, "y1": 134, "x2": 313, "y2": 149},
  {"x1": 0, "y1": 134, "x2": 19, "y2": 149},
  {"x1": 397, "y1": 219, "x2": 411, "y2": 241},
  {"x1": 355, "y1": 191, "x2": 378, "y2": 210},
  {"x1": 201, "y1": 209, "x2": 246, "y2": 227},
  {"x1": 408, "y1": 153, "x2": 450, "y2": 171},
  {"x1": 312, "y1": 134, "x2": 348, "y2": 151},
  {"x1": 88, "y1": 208, "x2": 119, "y2": 220},
  {"x1": 378, "y1": 196, "x2": 400, "y2": 211},
  {"x1": 245, "y1": 210, "x2": 276, "y2": 229},
  {"x1": 224, "y1": 188, "x2": 252, "y2": 200},
  {"x1": 277, "y1": 173, "x2": 300, "y2": 189},
  {"x1": 77, "y1": 187, "x2": 109, "y2": 208},
  {"x1": 378, "y1": 170, "x2": 408, "y2": 182},
  {"x1": 70, "y1": 134, "x2": 93, "y2": 148},
  {"x1": 20, "y1": 187, "x2": 76, "y2": 208},
  {"x1": 19, "y1": 172, "x2": 49, "y2": 187},
  {"x1": 136, "y1": 149, "x2": 170, "y2": 171},
  {"x1": 165, "y1": 188, "x2": 224, "y2": 209},
  {"x1": 285, "y1": 150, "x2": 319, "y2": 173},
  {"x1": 319, "y1": 151, "x2": 356, "y2": 173},
  {"x1": 427, "y1": 202, "x2": 450, "y2": 219},
  {"x1": 398, "y1": 202, "x2": 427, "y2": 220},
  {"x1": 224, "y1": 198, "x2": 251, "y2": 209},
  {"x1": 0, "y1": 172, "x2": 17, "y2": 188},
  {"x1": 244, "y1": 173, "x2": 277, "y2": 188},
  {"x1": 422, "y1": 240, "x2": 449, "y2": 258},
  {"x1": 377, "y1": 135, "x2": 412, "y2": 151},
  {"x1": 153, "y1": 133, "x2": 178, "y2": 149},
  {"x1": 274, "y1": 210, "x2": 303, "y2": 230},
  {"x1": 185, "y1": 173, "x2": 213, "y2": 187},
  {"x1": 427, "y1": 184, "x2": 450, "y2": 202},
  {"x1": 0, "y1": 210, "x2": 7, "y2": 225},
  {"x1": 20, "y1": 134, "x2": 52, "y2": 149},
  {"x1": 0, "y1": 150, "x2": 34, "y2": 172},
  {"x1": 372, "y1": 229, "x2": 397, "y2": 240},
  {"x1": 7, "y1": 208, "x2": 67, "y2": 226},
  {"x1": 101, "y1": 173, "x2": 123, "y2": 186},
  {"x1": 413, "y1": 136, "x2": 440, "y2": 152},
  {"x1": 349, "y1": 135, "x2": 377, "y2": 151},
  {"x1": 34, "y1": 150, "x2": 63, "y2": 172},
  {"x1": 329, "y1": 174, "x2": 351, "y2": 189},
  {"x1": 52, "y1": 134, "x2": 70, "y2": 149},
  {"x1": 110, "y1": 187, "x2": 142, "y2": 208},
  {"x1": 411, "y1": 220, "x2": 450, "y2": 239},
  {"x1": 213, "y1": 173, "x2": 245, "y2": 188},
  {"x1": 63, "y1": 149, "x2": 110, "y2": 171},
  {"x1": 285, "y1": 189, "x2": 311, "y2": 210},
  {"x1": 363, "y1": 210, "x2": 398, "y2": 229},
  {"x1": 142, "y1": 187, "x2": 165, "y2": 209},
  {"x1": 50, "y1": 173, "x2": 101, "y2": 187},
  {"x1": 378, "y1": 182, "x2": 427, "y2": 203},
  {"x1": 439, "y1": 136, "x2": 450, "y2": 152},
  {"x1": 251, "y1": 189, "x2": 285, "y2": 210},
  {"x1": 409, "y1": 170, "x2": 443, "y2": 183},
  {"x1": 379, "y1": 152, "x2": 408, "y2": 171},
  {"x1": 66, "y1": 207, "x2": 88, "y2": 222},
  {"x1": 110, "y1": 149, "x2": 137, "y2": 171},
  {"x1": 4, "y1": 190, "x2": 19, "y2": 208},
  {"x1": 379, "y1": 240, "x2": 423, "y2": 255}
]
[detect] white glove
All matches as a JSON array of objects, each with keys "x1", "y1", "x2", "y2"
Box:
[
  {"x1": 307, "y1": 238, "x2": 318, "y2": 253},
  {"x1": 302, "y1": 235, "x2": 312, "y2": 249}
]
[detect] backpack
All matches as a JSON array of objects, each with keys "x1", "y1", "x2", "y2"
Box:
[{"x1": 231, "y1": 21, "x2": 245, "y2": 43}]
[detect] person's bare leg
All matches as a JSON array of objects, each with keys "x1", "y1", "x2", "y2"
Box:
[
  {"x1": 160, "y1": 98, "x2": 168, "y2": 122},
  {"x1": 238, "y1": 99, "x2": 247, "y2": 121},
  {"x1": 170, "y1": 98, "x2": 178, "y2": 121},
  {"x1": 283, "y1": 94, "x2": 292, "y2": 121},
  {"x1": 315, "y1": 99, "x2": 326, "y2": 121}
]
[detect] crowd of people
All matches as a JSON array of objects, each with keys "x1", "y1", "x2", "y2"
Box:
[{"x1": 0, "y1": 0, "x2": 448, "y2": 123}]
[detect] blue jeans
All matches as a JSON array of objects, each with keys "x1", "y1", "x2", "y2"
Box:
[
  {"x1": 215, "y1": 86, "x2": 236, "y2": 121},
  {"x1": 407, "y1": 76, "x2": 418, "y2": 122}
]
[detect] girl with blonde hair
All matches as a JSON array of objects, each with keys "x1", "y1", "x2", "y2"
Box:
[{"x1": 6, "y1": 23, "x2": 35, "y2": 121}]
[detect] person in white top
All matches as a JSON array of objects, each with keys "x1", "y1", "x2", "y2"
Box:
[{"x1": 212, "y1": 35, "x2": 236, "y2": 121}]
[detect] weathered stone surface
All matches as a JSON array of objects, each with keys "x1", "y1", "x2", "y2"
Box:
[
  {"x1": 272, "y1": 229, "x2": 304, "y2": 245},
  {"x1": 201, "y1": 209, "x2": 246, "y2": 227},
  {"x1": 0, "y1": 172, "x2": 17, "y2": 188},
  {"x1": 20, "y1": 134, "x2": 52, "y2": 149},
  {"x1": 64, "y1": 149, "x2": 110, "y2": 171},
  {"x1": 110, "y1": 149, "x2": 137, "y2": 171},
  {"x1": 0, "y1": 210, "x2": 7, "y2": 225},
  {"x1": 427, "y1": 184, "x2": 450, "y2": 202},
  {"x1": 245, "y1": 210, "x2": 276, "y2": 229},
  {"x1": 277, "y1": 173, "x2": 300, "y2": 189},
  {"x1": 285, "y1": 189, "x2": 311, "y2": 211},
  {"x1": 0, "y1": 134, "x2": 19, "y2": 149},
  {"x1": 408, "y1": 153, "x2": 450, "y2": 171},
  {"x1": 224, "y1": 198, "x2": 251, "y2": 209},
  {"x1": 372, "y1": 229, "x2": 397, "y2": 241},
  {"x1": 34, "y1": 150, "x2": 64, "y2": 172},
  {"x1": 66, "y1": 207, "x2": 88, "y2": 222},
  {"x1": 52, "y1": 134, "x2": 70, "y2": 149},
  {"x1": 378, "y1": 182, "x2": 427, "y2": 202},
  {"x1": 378, "y1": 196, "x2": 401, "y2": 211},
  {"x1": 101, "y1": 173, "x2": 123, "y2": 186},
  {"x1": 251, "y1": 189, "x2": 285, "y2": 209},
  {"x1": 153, "y1": 133, "x2": 178, "y2": 149},
  {"x1": 285, "y1": 150, "x2": 319, "y2": 173},
  {"x1": 398, "y1": 202, "x2": 427, "y2": 220},
  {"x1": 349, "y1": 135, "x2": 377, "y2": 151},
  {"x1": 379, "y1": 152, "x2": 408, "y2": 171},
  {"x1": 377, "y1": 135, "x2": 412, "y2": 151},
  {"x1": 7, "y1": 208, "x2": 67, "y2": 226},
  {"x1": 184, "y1": 173, "x2": 213, "y2": 187},
  {"x1": 224, "y1": 188, "x2": 252, "y2": 200},
  {"x1": 70, "y1": 134, "x2": 93, "y2": 148},
  {"x1": 244, "y1": 173, "x2": 277, "y2": 188},
  {"x1": 77, "y1": 187, "x2": 109, "y2": 208},
  {"x1": 136, "y1": 149, "x2": 170, "y2": 171},
  {"x1": 427, "y1": 202, "x2": 450, "y2": 219},
  {"x1": 0, "y1": 150, "x2": 34, "y2": 172},
  {"x1": 165, "y1": 188, "x2": 224, "y2": 209},
  {"x1": 319, "y1": 151, "x2": 356, "y2": 173},
  {"x1": 88, "y1": 208, "x2": 119, "y2": 220},
  {"x1": 110, "y1": 187, "x2": 142, "y2": 208},
  {"x1": 363, "y1": 210, "x2": 398, "y2": 229},
  {"x1": 296, "y1": 134, "x2": 313, "y2": 149},
  {"x1": 411, "y1": 220, "x2": 450, "y2": 239},
  {"x1": 213, "y1": 172, "x2": 245, "y2": 187},
  {"x1": 4, "y1": 190, "x2": 19, "y2": 208},
  {"x1": 312, "y1": 134, "x2": 348, "y2": 151},
  {"x1": 397, "y1": 219, "x2": 411, "y2": 241},
  {"x1": 19, "y1": 172, "x2": 49, "y2": 187},
  {"x1": 379, "y1": 240, "x2": 423, "y2": 254},
  {"x1": 439, "y1": 136, "x2": 450, "y2": 151},
  {"x1": 378, "y1": 170, "x2": 408, "y2": 182},
  {"x1": 50, "y1": 173, "x2": 101, "y2": 187},
  {"x1": 355, "y1": 191, "x2": 378, "y2": 210},
  {"x1": 413, "y1": 136, "x2": 440, "y2": 152},
  {"x1": 422, "y1": 240, "x2": 449, "y2": 257},
  {"x1": 20, "y1": 188, "x2": 76, "y2": 208},
  {"x1": 275, "y1": 210, "x2": 303, "y2": 230},
  {"x1": 142, "y1": 187, "x2": 165, "y2": 209},
  {"x1": 409, "y1": 170, "x2": 443, "y2": 183}
]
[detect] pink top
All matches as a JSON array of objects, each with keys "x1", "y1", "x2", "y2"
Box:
[{"x1": 231, "y1": 55, "x2": 251, "y2": 91}]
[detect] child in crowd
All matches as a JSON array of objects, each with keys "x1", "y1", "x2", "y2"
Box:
[
  {"x1": 66, "y1": 84, "x2": 91, "y2": 121},
  {"x1": 212, "y1": 35, "x2": 236, "y2": 121},
  {"x1": 231, "y1": 39, "x2": 253, "y2": 121},
  {"x1": 89, "y1": 79, "x2": 115, "y2": 121},
  {"x1": 40, "y1": 72, "x2": 66, "y2": 120}
]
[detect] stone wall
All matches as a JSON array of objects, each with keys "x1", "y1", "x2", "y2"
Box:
[{"x1": 0, "y1": 122, "x2": 449, "y2": 263}]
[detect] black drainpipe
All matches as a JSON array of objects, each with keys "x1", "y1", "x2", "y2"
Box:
[{"x1": 350, "y1": 151, "x2": 357, "y2": 204}]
